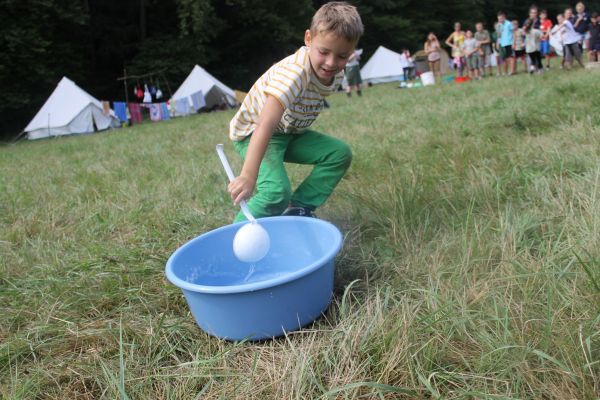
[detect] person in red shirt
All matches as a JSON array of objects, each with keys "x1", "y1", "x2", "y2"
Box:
[{"x1": 539, "y1": 10, "x2": 554, "y2": 69}]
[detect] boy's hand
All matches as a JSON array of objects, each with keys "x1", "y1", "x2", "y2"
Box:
[{"x1": 228, "y1": 174, "x2": 256, "y2": 205}]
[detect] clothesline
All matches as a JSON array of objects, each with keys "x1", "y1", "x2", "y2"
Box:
[
  {"x1": 117, "y1": 68, "x2": 173, "y2": 104},
  {"x1": 103, "y1": 89, "x2": 205, "y2": 126}
]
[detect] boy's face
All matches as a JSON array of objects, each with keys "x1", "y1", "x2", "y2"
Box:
[
  {"x1": 498, "y1": 15, "x2": 505, "y2": 23},
  {"x1": 304, "y1": 30, "x2": 355, "y2": 85},
  {"x1": 541, "y1": 13, "x2": 547, "y2": 20},
  {"x1": 476, "y1": 23, "x2": 483, "y2": 31},
  {"x1": 558, "y1": 15, "x2": 564, "y2": 23},
  {"x1": 576, "y1": 3, "x2": 584, "y2": 13}
]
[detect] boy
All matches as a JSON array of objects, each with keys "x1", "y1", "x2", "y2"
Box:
[
  {"x1": 227, "y1": 2, "x2": 362, "y2": 221},
  {"x1": 474, "y1": 22, "x2": 492, "y2": 76},
  {"x1": 558, "y1": 13, "x2": 585, "y2": 69},
  {"x1": 462, "y1": 30, "x2": 480, "y2": 79},
  {"x1": 497, "y1": 12, "x2": 515, "y2": 75},
  {"x1": 513, "y1": 20, "x2": 527, "y2": 73},
  {"x1": 540, "y1": 10, "x2": 553, "y2": 69}
]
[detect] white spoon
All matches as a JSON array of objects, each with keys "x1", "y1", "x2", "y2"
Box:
[{"x1": 216, "y1": 144, "x2": 270, "y2": 263}]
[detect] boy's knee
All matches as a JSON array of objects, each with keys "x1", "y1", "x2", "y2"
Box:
[
  {"x1": 332, "y1": 141, "x2": 353, "y2": 169},
  {"x1": 261, "y1": 186, "x2": 292, "y2": 215}
]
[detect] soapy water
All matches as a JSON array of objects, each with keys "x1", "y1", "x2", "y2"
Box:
[{"x1": 184, "y1": 261, "x2": 289, "y2": 286}]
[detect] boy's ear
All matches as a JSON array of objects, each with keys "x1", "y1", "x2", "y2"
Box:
[{"x1": 304, "y1": 29, "x2": 312, "y2": 47}]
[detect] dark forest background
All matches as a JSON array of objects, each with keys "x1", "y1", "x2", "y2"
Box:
[{"x1": 1, "y1": 0, "x2": 598, "y2": 137}]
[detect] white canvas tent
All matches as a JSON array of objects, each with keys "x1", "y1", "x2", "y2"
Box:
[
  {"x1": 360, "y1": 46, "x2": 405, "y2": 85},
  {"x1": 24, "y1": 77, "x2": 120, "y2": 140},
  {"x1": 171, "y1": 65, "x2": 237, "y2": 112}
]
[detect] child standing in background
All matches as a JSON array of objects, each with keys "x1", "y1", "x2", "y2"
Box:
[
  {"x1": 513, "y1": 20, "x2": 527, "y2": 73},
  {"x1": 474, "y1": 22, "x2": 492, "y2": 77},
  {"x1": 399, "y1": 49, "x2": 416, "y2": 83},
  {"x1": 462, "y1": 30, "x2": 481, "y2": 79},
  {"x1": 493, "y1": 20, "x2": 505, "y2": 76},
  {"x1": 558, "y1": 12, "x2": 585, "y2": 69},
  {"x1": 540, "y1": 10, "x2": 554, "y2": 69},
  {"x1": 344, "y1": 49, "x2": 363, "y2": 97},
  {"x1": 497, "y1": 12, "x2": 515, "y2": 75},
  {"x1": 424, "y1": 32, "x2": 442, "y2": 81},
  {"x1": 446, "y1": 22, "x2": 465, "y2": 77},
  {"x1": 524, "y1": 19, "x2": 543, "y2": 73}
]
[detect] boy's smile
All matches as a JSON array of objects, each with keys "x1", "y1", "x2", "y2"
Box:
[{"x1": 304, "y1": 30, "x2": 356, "y2": 85}]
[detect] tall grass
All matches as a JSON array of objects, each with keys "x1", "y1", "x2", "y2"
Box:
[{"x1": 1, "y1": 69, "x2": 599, "y2": 398}]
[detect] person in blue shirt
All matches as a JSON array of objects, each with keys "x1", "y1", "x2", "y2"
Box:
[{"x1": 497, "y1": 11, "x2": 515, "y2": 75}]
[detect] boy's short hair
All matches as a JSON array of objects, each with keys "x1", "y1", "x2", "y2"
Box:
[
  {"x1": 540, "y1": 9, "x2": 547, "y2": 16},
  {"x1": 497, "y1": 11, "x2": 506, "y2": 17},
  {"x1": 310, "y1": 2, "x2": 363, "y2": 43},
  {"x1": 592, "y1": 12, "x2": 598, "y2": 18}
]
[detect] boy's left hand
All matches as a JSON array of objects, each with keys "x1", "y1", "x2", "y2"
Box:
[{"x1": 228, "y1": 174, "x2": 256, "y2": 205}]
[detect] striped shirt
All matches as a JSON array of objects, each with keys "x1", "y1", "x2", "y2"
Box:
[{"x1": 229, "y1": 46, "x2": 344, "y2": 141}]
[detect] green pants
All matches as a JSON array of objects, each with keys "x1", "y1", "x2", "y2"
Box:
[{"x1": 232, "y1": 130, "x2": 352, "y2": 222}]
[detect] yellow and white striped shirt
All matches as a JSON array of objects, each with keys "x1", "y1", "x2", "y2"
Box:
[{"x1": 229, "y1": 46, "x2": 344, "y2": 141}]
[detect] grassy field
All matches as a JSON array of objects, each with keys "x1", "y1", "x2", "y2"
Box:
[{"x1": 2, "y1": 69, "x2": 600, "y2": 399}]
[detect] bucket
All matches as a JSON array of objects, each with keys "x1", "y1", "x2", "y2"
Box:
[
  {"x1": 165, "y1": 216, "x2": 343, "y2": 340},
  {"x1": 421, "y1": 71, "x2": 435, "y2": 86}
]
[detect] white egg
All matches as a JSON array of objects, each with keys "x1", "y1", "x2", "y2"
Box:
[{"x1": 233, "y1": 222, "x2": 270, "y2": 263}]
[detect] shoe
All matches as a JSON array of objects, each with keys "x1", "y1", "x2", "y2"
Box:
[{"x1": 281, "y1": 206, "x2": 316, "y2": 218}]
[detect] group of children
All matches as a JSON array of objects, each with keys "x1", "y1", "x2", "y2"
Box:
[{"x1": 442, "y1": 2, "x2": 599, "y2": 80}]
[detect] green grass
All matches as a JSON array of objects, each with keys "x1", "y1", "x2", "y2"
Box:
[{"x1": 2, "y1": 69, "x2": 600, "y2": 399}]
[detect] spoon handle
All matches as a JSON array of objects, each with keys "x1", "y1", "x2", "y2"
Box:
[{"x1": 216, "y1": 144, "x2": 256, "y2": 223}]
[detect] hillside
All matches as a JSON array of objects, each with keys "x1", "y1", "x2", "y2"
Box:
[{"x1": 2, "y1": 70, "x2": 599, "y2": 398}]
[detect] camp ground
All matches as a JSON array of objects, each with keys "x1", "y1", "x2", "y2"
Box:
[{"x1": 3, "y1": 2, "x2": 600, "y2": 398}]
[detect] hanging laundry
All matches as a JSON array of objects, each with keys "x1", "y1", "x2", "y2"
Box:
[
  {"x1": 136, "y1": 85, "x2": 144, "y2": 102},
  {"x1": 190, "y1": 90, "x2": 206, "y2": 111},
  {"x1": 159, "y1": 103, "x2": 170, "y2": 120},
  {"x1": 149, "y1": 104, "x2": 162, "y2": 122},
  {"x1": 156, "y1": 88, "x2": 163, "y2": 100},
  {"x1": 113, "y1": 102, "x2": 128, "y2": 122},
  {"x1": 143, "y1": 84, "x2": 152, "y2": 103},
  {"x1": 128, "y1": 103, "x2": 143, "y2": 123},
  {"x1": 174, "y1": 98, "x2": 190, "y2": 116}
]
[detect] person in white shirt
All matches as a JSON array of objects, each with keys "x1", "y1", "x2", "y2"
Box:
[
  {"x1": 558, "y1": 13, "x2": 585, "y2": 69},
  {"x1": 399, "y1": 49, "x2": 416, "y2": 84},
  {"x1": 344, "y1": 49, "x2": 363, "y2": 97}
]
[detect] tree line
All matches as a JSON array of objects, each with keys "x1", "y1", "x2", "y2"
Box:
[{"x1": 1, "y1": 0, "x2": 595, "y2": 137}]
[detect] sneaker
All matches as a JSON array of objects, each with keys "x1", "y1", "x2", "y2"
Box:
[{"x1": 281, "y1": 206, "x2": 316, "y2": 218}]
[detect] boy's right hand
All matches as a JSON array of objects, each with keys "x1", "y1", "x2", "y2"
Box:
[{"x1": 228, "y1": 174, "x2": 256, "y2": 205}]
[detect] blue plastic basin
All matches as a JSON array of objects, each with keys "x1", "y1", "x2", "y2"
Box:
[{"x1": 165, "y1": 216, "x2": 343, "y2": 340}]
